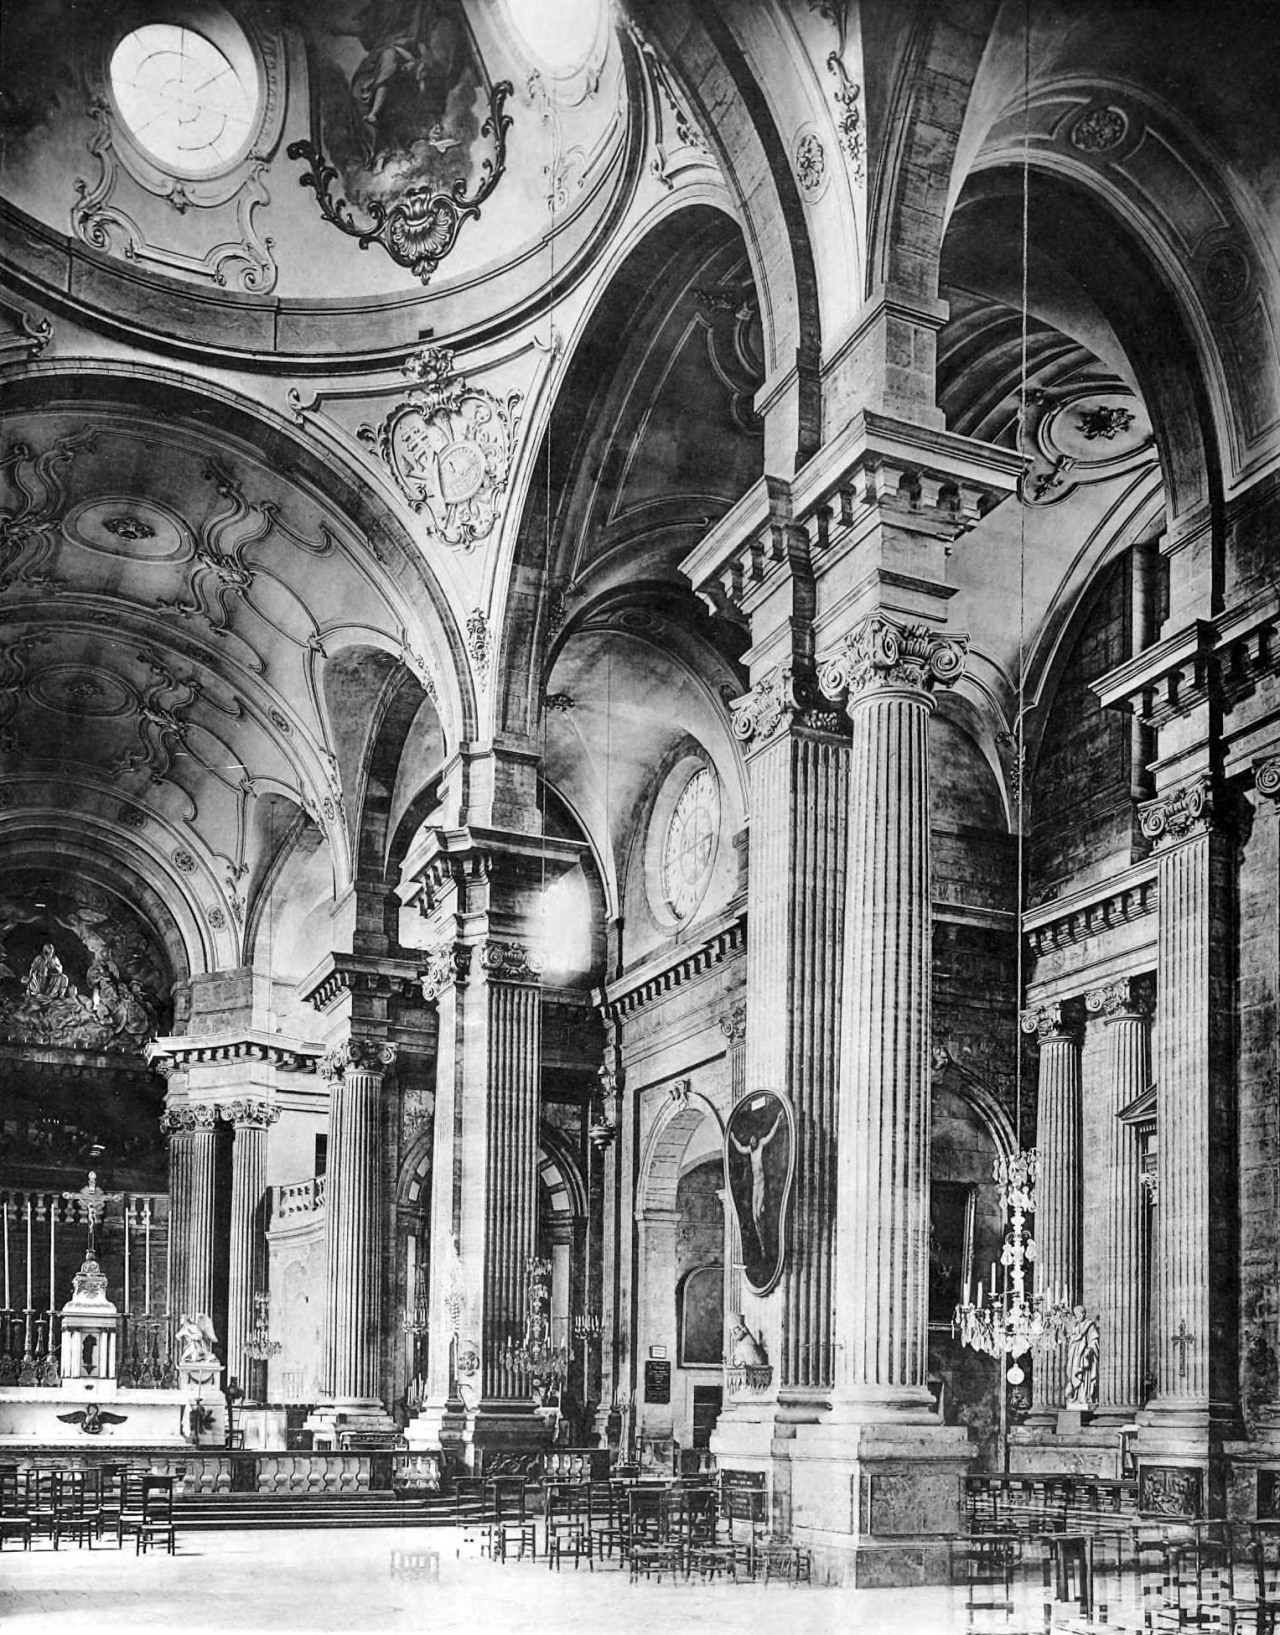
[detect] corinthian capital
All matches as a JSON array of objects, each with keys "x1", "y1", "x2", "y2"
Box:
[
  {"x1": 1139, "y1": 774, "x2": 1219, "y2": 848},
  {"x1": 730, "y1": 666, "x2": 844, "y2": 745},
  {"x1": 419, "y1": 940, "x2": 473, "y2": 1003},
  {"x1": 818, "y1": 613, "x2": 967, "y2": 708},
  {"x1": 159, "y1": 1102, "x2": 220, "y2": 1136},
  {"x1": 1019, "y1": 998, "x2": 1084, "y2": 1042},
  {"x1": 479, "y1": 938, "x2": 544, "y2": 983},
  {"x1": 219, "y1": 1099, "x2": 281, "y2": 1130},
  {"x1": 1085, "y1": 976, "x2": 1154, "y2": 1021},
  {"x1": 319, "y1": 1039, "x2": 398, "y2": 1082}
]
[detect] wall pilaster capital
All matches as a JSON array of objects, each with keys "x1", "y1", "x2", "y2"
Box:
[
  {"x1": 1139, "y1": 773, "x2": 1222, "y2": 848},
  {"x1": 719, "y1": 1002, "x2": 747, "y2": 1043},
  {"x1": 730, "y1": 665, "x2": 845, "y2": 745},
  {"x1": 1085, "y1": 975, "x2": 1155, "y2": 1022},
  {"x1": 1019, "y1": 998, "x2": 1085, "y2": 1043},
  {"x1": 159, "y1": 1101, "x2": 220, "y2": 1136},
  {"x1": 319, "y1": 1038, "x2": 398, "y2": 1083},
  {"x1": 817, "y1": 612, "x2": 967, "y2": 710},
  {"x1": 479, "y1": 937, "x2": 543, "y2": 984},
  {"x1": 1255, "y1": 755, "x2": 1280, "y2": 802},
  {"x1": 218, "y1": 1098, "x2": 280, "y2": 1130},
  {"x1": 418, "y1": 940, "x2": 473, "y2": 1002}
]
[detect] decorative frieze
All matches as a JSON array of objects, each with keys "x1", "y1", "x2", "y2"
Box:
[
  {"x1": 318, "y1": 1040, "x2": 399, "y2": 1084},
  {"x1": 1019, "y1": 998, "x2": 1085, "y2": 1042},
  {"x1": 818, "y1": 614, "x2": 967, "y2": 707}
]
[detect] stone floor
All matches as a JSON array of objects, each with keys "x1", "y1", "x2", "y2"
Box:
[{"x1": 0, "y1": 1524, "x2": 1052, "y2": 1634}]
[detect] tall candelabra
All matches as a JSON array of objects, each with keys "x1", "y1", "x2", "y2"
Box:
[
  {"x1": 952, "y1": 1151, "x2": 1073, "y2": 1384},
  {"x1": 500, "y1": 1255, "x2": 567, "y2": 1402}
]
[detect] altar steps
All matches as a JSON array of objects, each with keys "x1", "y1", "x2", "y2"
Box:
[{"x1": 171, "y1": 1491, "x2": 461, "y2": 1532}]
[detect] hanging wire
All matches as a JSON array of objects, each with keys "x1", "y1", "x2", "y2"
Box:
[{"x1": 1013, "y1": 0, "x2": 1032, "y2": 1149}]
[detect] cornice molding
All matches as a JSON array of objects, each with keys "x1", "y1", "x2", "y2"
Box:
[
  {"x1": 598, "y1": 910, "x2": 746, "y2": 1020},
  {"x1": 299, "y1": 953, "x2": 421, "y2": 1014},
  {"x1": 146, "y1": 1031, "x2": 321, "y2": 1073},
  {"x1": 1094, "y1": 586, "x2": 1280, "y2": 727},
  {"x1": 1022, "y1": 858, "x2": 1158, "y2": 957}
]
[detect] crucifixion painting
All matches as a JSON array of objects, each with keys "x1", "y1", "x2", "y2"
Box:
[{"x1": 724, "y1": 1090, "x2": 795, "y2": 1297}]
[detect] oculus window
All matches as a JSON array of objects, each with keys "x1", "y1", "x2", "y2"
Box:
[
  {"x1": 662, "y1": 766, "x2": 719, "y2": 922},
  {"x1": 110, "y1": 22, "x2": 258, "y2": 177}
]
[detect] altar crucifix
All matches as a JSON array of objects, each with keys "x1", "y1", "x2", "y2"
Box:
[{"x1": 61, "y1": 1171, "x2": 122, "y2": 1256}]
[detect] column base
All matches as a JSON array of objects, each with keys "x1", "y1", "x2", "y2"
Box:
[
  {"x1": 405, "y1": 1396, "x2": 469, "y2": 1459},
  {"x1": 1008, "y1": 1419, "x2": 1127, "y2": 1478},
  {"x1": 784, "y1": 1411, "x2": 974, "y2": 1585},
  {"x1": 441, "y1": 1399, "x2": 554, "y2": 1478},
  {"x1": 1134, "y1": 1400, "x2": 1240, "y2": 1518}
]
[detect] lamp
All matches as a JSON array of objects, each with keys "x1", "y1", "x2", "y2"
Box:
[
  {"x1": 500, "y1": 1255, "x2": 568, "y2": 1401},
  {"x1": 242, "y1": 1292, "x2": 281, "y2": 1362}
]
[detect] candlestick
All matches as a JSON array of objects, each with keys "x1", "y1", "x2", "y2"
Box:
[
  {"x1": 124, "y1": 1197, "x2": 131, "y2": 1314},
  {"x1": 25, "y1": 1198, "x2": 32, "y2": 1311},
  {"x1": 143, "y1": 1200, "x2": 152, "y2": 1316},
  {"x1": 3, "y1": 1197, "x2": 9, "y2": 1310},
  {"x1": 48, "y1": 1201, "x2": 55, "y2": 1309}
]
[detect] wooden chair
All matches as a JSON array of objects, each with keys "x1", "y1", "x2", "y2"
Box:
[
  {"x1": 54, "y1": 1470, "x2": 99, "y2": 1549},
  {"x1": 0, "y1": 1464, "x2": 32, "y2": 1552},
  {"x1": 118, "y1": 1475, "x2": 176, "y2": 1555}
]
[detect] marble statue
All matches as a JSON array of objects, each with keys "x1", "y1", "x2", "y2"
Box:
[
  {"x1": 177, "y1": 1312, "x2": 218, "y2": 1363},
  {"x1": 1065, "y1": 1307, "x2": 1100, "y2": 1409}
]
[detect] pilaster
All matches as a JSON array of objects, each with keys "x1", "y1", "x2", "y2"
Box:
[
  {"x1": 220, "y1": 1099, "x2": 279, "y2": 1397},
  {"x1": 1136, "y1": 773, "x2": 1241, "y2": 1505},
  {"x1": 1019, "y1": 998, "x2": 1085, "y2": 1412},
  {"x1": 160, "y1": 1100, "x2": 221, "y2": 1337},
  {"x1": 1084, "y1": 978, "x2": 1154, "y2": 1416}
]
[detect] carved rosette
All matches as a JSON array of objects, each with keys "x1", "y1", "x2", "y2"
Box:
[
  {"x1": 730, "y1": 665, "x2": 844, "y2": 744},
  {"x1": 818, "y1": 614, "x2": 968, "y2": 710},
  {"x1": 1085, "y1": 976, "x2": 1155, "y2": 1022},
  {"x1": 1019, "y1": 998, "x2": 1085, "y2": 1043},
  {"x1": 1139, "y1": 775, "x2": 1217, "y2": 848},
  {"x1": 159, "y1": 1102, "x2": 219, "y2": 1136},
  {"x1": 218, "y1": 1099, "x2": 280, "y2": 1130},
  {"x1": 1255, "y1": 756, "x2": 1280, "y2": 802},
  {"x1": 419, "y1": 941, "x2": 473, "y2": 1003},
  {"x1": 319, "y1": 1039, "x2": 399, "y2": 1083}
]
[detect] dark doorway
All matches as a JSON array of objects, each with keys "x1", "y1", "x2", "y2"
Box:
[{"x1": 691, "y1": 1385, "x2": 722, "y2": 1450}]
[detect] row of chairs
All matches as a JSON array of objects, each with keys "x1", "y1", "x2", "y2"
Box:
[
  {"x1": 455, "y1": 1475, "x2": 811, "y2": 1585},
  {"x1": 0, "y1": 1464, "x2": 176, "y2": 1554},
  {"x1": 956, "y1": 1521, "x2": 1280, "y2": 1634}
]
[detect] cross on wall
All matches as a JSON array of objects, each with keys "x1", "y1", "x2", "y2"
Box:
[{"x1": 1171, "y1": 1319, "x2": 1195, "y2": 1380}]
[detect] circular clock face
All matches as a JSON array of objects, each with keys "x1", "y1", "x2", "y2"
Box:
[
  {"x1": 110, "y1": 24, "x2": 257, "y2": 177},
  {"x1": 662, "y1": 767, "x2": 719, "y2": 921}
]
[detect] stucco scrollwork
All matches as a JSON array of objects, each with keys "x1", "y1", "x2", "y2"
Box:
[{"x1": 219, "y1": 1099, "x2": 280, "y2": 1130}]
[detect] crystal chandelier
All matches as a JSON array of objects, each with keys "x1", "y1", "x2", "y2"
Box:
[
  {"x1": 952, "y1": 1151, "x2": 1072, "y2": 1383},
  {"x1": 242, "y1": 1293, "x2": 282, "y2": 1362},
  {"x1": 500, "y1": 1255, "x2": 567, "y2": 1397}
]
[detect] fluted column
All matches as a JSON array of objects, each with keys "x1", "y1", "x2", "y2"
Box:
[
  {"x1": 819, "y1": 614, "x2": 967, "y2": 1405},
  {"x1": 480, "y1": 942, "x2": 542, "y2": 1401},
  {"x1": 1021, "y1": 999, "x2": 1085, "y2": 1411},
  {"x1": 1139, "y1": 775, "x2": 1237, "y2": 1422},
  {"x1": 220, "y1": 1099, "x2": 279, "y2": 1395},
  {"x1": 161, "y1": 1101, "x2": 220, "y2": 1331},
  {"x1": 1085, "y1": 978, "x2": 1153, "y2": 1412},
  {"x1": 732, "y1": 679, "x2": 849, "y2": 1394},
  {"x1": 320, "y1": 1039, "x2": 397, "y2": 1402}
]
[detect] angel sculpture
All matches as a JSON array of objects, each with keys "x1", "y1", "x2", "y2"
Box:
[
  {"x1": 177, "y1": 1312, "x2": 218, "y2": 1363},
  {"x1": 58, "y1": 1404, "x2": 128, "y2": 1436}
]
